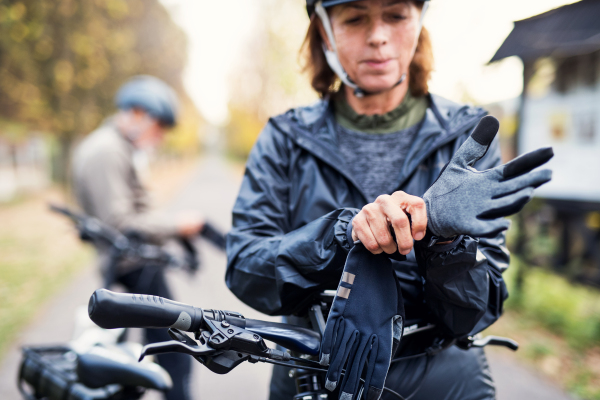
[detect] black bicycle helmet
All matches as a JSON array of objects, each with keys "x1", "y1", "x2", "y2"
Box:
[{"x1": 306, "y1": 0, "x2": 430, "y2": 16}]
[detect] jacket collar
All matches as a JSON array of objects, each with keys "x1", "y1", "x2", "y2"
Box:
[{"x1": 270, "y1": 94, "x2": 487, "y2": 198}]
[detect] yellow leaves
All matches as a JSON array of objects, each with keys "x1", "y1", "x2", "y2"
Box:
[
  {"x1": 9, "y1": 3, "x2": 26, "y2": 21},
  {"x1": 70, "y1": 33, "x2": 96, "y2": 57},
  {"x1": 0, "y1": 0, "x2": 194, "y2": 141},
  {"x1": 127, "y1": 0, "x2": 143, "y2": 17},
  {"x1": 53, "y1": 60, "x2": 74, "y2": 92},
  {"x1": 9, "y1": 22, "x2": 28, "y2": 42},
  {"x1": 106, "y1": 29, "x2": 136, "y2": 55},
  {"x1": 27, "y1": 22, "x2": 44, "y2": 40},
  {"x1": 19, "y1": 83, "x2": 41, "y2": 105},
  {"x1": 58, "y1": 0, "x2": 78, "y2": 18},
  {"x1": 75, "y1": 63, "x2": 110, "y2": 90},
  {"x1": 106, "y1": 0, "x2": 129, "y2": 20},
  {"x1": 86, "y1": 19, "x2": 108, "y2": 39},
  {"x1": 34, "y1": 38, "x2": 54, "y2": 60},
  {"x1": 79, "y1": 105, "x2": 102, "y2": 133},
  {"x1": 4, "y1": 3, "x2": 30, "y2": 43},
  {"x1": 226, "y1": 107, "x2": 265, "y2": 158},
  {"x1": 163, "y1": 100, "x2": 202, "y2": 155},
  {"x1": 115, "y1": 53, "x2": 140, "y2": 74},
  {"x1": 56, "y1": 109, "x2": 75, "y2": 132},
  {"x1": 75, "y1": 70, "x2": 96, "y2": 90},
  {"x1": 67, "y1": 31, "x2": 112, "y2": 89}
]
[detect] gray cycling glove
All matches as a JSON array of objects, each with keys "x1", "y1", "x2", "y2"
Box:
[{"x1": 423, "y1": 115, "x2": 553, "y2": 239}]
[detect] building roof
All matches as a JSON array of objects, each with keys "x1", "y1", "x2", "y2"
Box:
[{"x1": 490, "y1": 0, "x2": 600, "y2": 63}]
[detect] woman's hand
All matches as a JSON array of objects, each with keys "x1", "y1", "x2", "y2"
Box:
[{"x1": 351, "y1": 191, "x2": 427, "y2": 255}]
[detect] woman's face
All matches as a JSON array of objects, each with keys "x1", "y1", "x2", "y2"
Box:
[{"x1": 325, "y1": 0, "x2": 422, "y2": 93}]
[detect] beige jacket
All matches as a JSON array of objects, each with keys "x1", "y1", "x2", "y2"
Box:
[{"x1": 72, "y1": 121, "x2": 178, "y2": 247}]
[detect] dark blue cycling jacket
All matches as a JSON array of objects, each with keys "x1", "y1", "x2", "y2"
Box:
[{"x1": 226, "y1": 94, "x2": 509, "y2": 338}]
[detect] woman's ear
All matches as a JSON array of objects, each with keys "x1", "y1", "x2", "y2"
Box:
[{"x1": 315, "y1": 16, "x2": 333, "y2": 51}]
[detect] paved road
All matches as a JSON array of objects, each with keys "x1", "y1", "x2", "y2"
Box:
[{"x1": 0, "y1": 156, "x2": 573, "y2": 400}]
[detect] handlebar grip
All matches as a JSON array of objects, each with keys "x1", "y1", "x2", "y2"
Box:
[
  {"x1": 88, "y1": 289, "x2": 203, "y2": 332},
  {"x1": 200, "y1": 222, "x2": 227, "y2": 250}
]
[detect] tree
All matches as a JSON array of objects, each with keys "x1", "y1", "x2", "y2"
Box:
[
  {"x1": 0, "y1": 0, "x2": 200, "y2": 181},
  {"x1": 225, "y1": 0, "x2": 316, "y2": 159}
]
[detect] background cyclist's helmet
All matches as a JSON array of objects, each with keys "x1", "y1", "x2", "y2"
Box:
[{"x1": 115, "y1": 75, "x2": 179, "y2": 127}]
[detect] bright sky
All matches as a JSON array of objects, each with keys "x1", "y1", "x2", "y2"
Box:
[
  {"x1": 160, "y1": 0, "x2": 260, "y2": 125},
  {"x1": 161, "y1": 0, "x2": 579, "y2": 126}
]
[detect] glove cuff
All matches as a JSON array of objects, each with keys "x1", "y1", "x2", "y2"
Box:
[
  {"x1": 346, "y1": 215, "x2": 356, "y2": 250},
  {"x1": 424, "y1": 195, "x2": 445, "y2": 237},
  {"x1": 334, "y1": 209, "x2": 360, "y2": 251},
  {"x1": 420, "y1": 227, "x2": 458, "y2": 248}
]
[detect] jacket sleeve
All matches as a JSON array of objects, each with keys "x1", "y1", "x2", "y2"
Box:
[
  {"x1": 415, "y1": 135, "x2": 510, "y2": 338},
  {"x1": 226, "y1": 123, "x2": 358, "y2": 316}
]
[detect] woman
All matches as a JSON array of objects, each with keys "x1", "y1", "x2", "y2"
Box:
[{"x1": 227, "y1": 1, "x2": 517, "y2": 398}]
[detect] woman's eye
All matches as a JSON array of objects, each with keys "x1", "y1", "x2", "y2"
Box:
[
  {"x1": 345, "y1": 16, "x2": 363, "y2": 24},
  {"x1": 389, "y1": 13, "x2": 407, "y2": 21}
]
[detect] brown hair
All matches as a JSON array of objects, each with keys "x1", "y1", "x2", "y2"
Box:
[{"x1": 301, "y1": 15, "x2": 434, "y2": 98}]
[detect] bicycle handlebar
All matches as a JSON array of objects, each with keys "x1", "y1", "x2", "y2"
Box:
[
  {"x1": 48, "y1": 204, "x2": 81, "y2": 221},
  {"x1": 88, "y1": 289, "x2": 203, "y2": 332}
]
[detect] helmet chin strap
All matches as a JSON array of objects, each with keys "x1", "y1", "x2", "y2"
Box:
[{"x1": 315, "y1": 0, "x2": 429, "y2": 98}]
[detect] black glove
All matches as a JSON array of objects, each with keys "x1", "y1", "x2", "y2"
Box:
[{"x1": 320, "y1": 243, "x2": 404, "y2": 400}]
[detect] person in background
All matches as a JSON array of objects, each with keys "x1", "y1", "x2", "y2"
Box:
[{"x1": 72, "y1": 75, "x2": 201, "y2": 400}]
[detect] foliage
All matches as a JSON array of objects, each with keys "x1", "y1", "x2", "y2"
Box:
[
  {"x1": 0, "y1": 0, "x2": 201, "y2": 146},
  {"x1": 503, "y1": 256, "x2": 600, "y2": 350},
  {"x1": 226, "y1": 106, "x2": 267, "y2": 159},
  {"x1": 224, "y1": 0, "x2": 316, "y2": 159}
]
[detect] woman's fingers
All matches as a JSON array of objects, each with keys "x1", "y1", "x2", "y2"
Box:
[
  {"x1": 364, "y1": 202, "x2": 397, "y2": 254},
  {"x1": 351, "y1": 192, "x2": 428, "y2": 255},
  {"x1": 391, "y1": 191, "x2": 427, "y2": 241},
  {"x1": 377, "y1": 196, "x2": 412, "y2": 255},
  {"x1": 352, "y1": 212, "x2": 384, "y2": 254}
]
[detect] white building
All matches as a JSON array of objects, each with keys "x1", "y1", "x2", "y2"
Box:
[
  {"x1": 491, "y1": 0, "x2": 600, "y2": 281},
  {"x1": 492, "y1": 0, "x2": 600, "y2": 204}
]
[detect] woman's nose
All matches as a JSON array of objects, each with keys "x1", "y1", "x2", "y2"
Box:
[{"x1": 367, "y1": 20, "x2": 388, "y2": 47}]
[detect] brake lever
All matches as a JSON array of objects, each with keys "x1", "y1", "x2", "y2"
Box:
[
  {"x1": 472, "y1": 335, "x2": 519, "y2": 351},
  {"x1": 139, "y1": 340, "x2": 216, "y2": 361},
  {"x1": 169, "y1": 328, "x2": 199, "y2": 346},
  {"x1": 456, "y1": 335, "x2": 519, "y2": 351}
]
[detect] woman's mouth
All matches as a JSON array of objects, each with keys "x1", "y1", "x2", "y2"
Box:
[{"x1": 363, "y1": 59, "x2": 392, "y2": 69}]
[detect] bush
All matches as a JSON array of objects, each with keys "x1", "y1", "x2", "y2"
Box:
[{"x1": 504, "y1": 257, "x2": 600, "y2": 350}]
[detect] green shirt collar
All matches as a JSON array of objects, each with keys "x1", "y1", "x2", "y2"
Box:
[{"x1": 333, "y1": 89, "x2": 428, "y2": 134}]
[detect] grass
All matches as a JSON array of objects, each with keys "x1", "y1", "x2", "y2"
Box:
[
  {"x1": 485, "y1": 255, "x2": 600, "y2": 399},
  {"x1": 505, "y1": 258, "x2": 600, "y2": 350},
  {"x1": 0, "y1": 155, "x2": 200, "y2": 359},
  {"x1": 0, "y1": 189, "x2": 93, "y2": 356}
]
